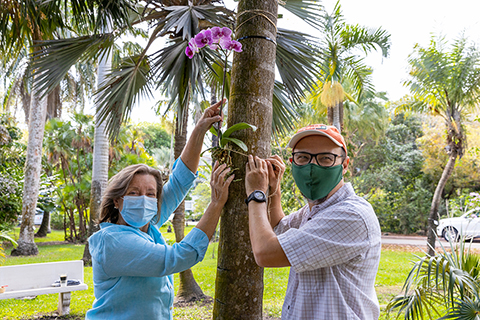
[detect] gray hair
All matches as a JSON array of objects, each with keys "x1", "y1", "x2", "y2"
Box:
[{"x1": 98, "y1": 164, "x2": 163, "y2": 225}]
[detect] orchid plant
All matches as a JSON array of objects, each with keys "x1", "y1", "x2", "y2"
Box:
[
  {"x1": 185, "y1": 27, "x2": 243, "y2": 147},
  {"x1": 185, "y1": 27, "x2": 242, "y2": 58}
]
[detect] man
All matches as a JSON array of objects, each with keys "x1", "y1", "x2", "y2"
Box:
[{"x1": 244, "y1": 124, "x2": 381, "y2": 319}]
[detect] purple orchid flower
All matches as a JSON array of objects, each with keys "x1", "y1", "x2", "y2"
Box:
[
  {"x1": 185, "y1": 45, "x2": 195, "y2": 59},
  {"x1": 194, "y1": 29, "x2": 213, "y2": 49},
  {"x1": 186, "y1": 39, "x2": 199, "y2": 59},
  {"x1": 221, "y1": 39, "x2": 243, "y2": 52},
  {"x1": 185, "y1": 27, "x2": 242, "y2": 59},
  {"x1": 211, "y1": 27, "x2": 233, "y2": 43}
]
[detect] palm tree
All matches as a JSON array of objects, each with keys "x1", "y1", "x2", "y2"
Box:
[
  {"x1": 211, "y1": 0, "x2": 278, "y2": 315},
  {"x1": 395, "y1": 36, "x2": 480, "y2": 256},
  {"x1": 310, "y1": 0, "x2": 390, "y2": 133},
  {"x1": 83, "y1": 19, "x2": 113, "y2": 264},
  {"x1": 1, "y1": 1, "x2": 66, "y2": 256},
  {"x1": 1, "y1": 0, "x2": 134, "y2": 256}
]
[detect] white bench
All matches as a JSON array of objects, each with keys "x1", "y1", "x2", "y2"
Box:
[{"x1": 0, "y1": 260, "x2": 88, "y2": 315}]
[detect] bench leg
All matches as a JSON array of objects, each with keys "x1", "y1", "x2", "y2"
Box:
[{"x1": 57, "y1": 292, "x2": 71, "y2": 315}]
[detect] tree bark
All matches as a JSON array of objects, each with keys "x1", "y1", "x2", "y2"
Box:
[
  {"x1": 327, "y1": 106, "x2": 334, "y2": 127},
  {"x1": 212, "y1": 0, "x2": 277, "y2": 318},
  {"x1": 426, "y1": 151, "x2": 458, "y2": 256},
  {"x1": 83, "y1": 30, "x2": 111, "y2": 264},
  {"x1": 172, "y1": 107, "x2": 207, "y2": 303},
  {"x1": 35, "y1": 211, "x2": 50, "y2": 237},
  {"x1": 11, "y1": 85, "x2": 47, "y2": 256},
  {"x1": 332, "y1": 103, "x2": 341, "y2": 133}
]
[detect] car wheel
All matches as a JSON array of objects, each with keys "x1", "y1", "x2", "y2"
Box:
[{"x1": 443, "y1": 227, "x2": 459, "y2": 242}]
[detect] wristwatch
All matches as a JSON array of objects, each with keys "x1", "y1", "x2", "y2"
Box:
[{"x1": 245, "y1": 190, "x2": 267, "y2": 205}]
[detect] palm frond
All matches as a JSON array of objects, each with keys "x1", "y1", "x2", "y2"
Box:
[
  {"x1": 280, "y1": 0, "x2": 324, "y2": 31},
  {"x1": 272, "y1": 81, "x2": 299, "y2": 137},
  {"x1": 343, "y1": 56, "x2": 374, "y2": 100},
  {"x1": 276, "y1": 28, "x2": 319, "y2": 104},
  {"x1": 150, "y1": 37, "x2": 208, "y2": 129},
  {"x1": 65, "y1": 0, "x2": 137, "y2": 32},
  {"x1": 341, "y1": 24, "x2": 391, "y2": 57},
  {"x1": 440, "y1": 295, "x2": 480, "y2": 320},
  {"x1": 31, "y1": 34, "x2": 115, "y2": 98},
  {"x1": 158, "y1": 4, "x2": 232, "y2": 40},
  {"x1": 95, "y1": 54, "x2": 152, "y2": 140},
  {"x1": 404, "y1": 36, "x2": 480, "y2": 119},
  {"x1": 387, "y1": 233, "x2": 480, "y2": 320}
]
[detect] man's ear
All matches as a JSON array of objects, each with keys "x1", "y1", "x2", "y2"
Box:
[{"x1": 342, "y1": 156, "x2": 350, "y2": 174}]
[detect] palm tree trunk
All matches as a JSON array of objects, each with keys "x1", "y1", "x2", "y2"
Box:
[
  {"x1": 212, "y1": 0, "x2": 278, "y2": 318},
  {"x1": 339, "y1": 101, "x2": 344, "y2": 132},
  {"x1": 35, "y1": 211, "x2": 50, "y2": 237},
  {"x1": 11, "y1": 85, "x2": 47, "y2": 256},
  {"x1": 83, "y1": 39, "x2": 111, "y2": 264},
  {"x1": 327, "y1": 106, "x2": 334, "y2": 127},
  {"x1": 172, "y1": 107, "x2": 207, "y2": 303},
  {"x1": 332, "y1": 103, "x2": 341, "y2": 133},
  {"x1": 426, "y1": 146, "x2": 459, "y2": 256}
]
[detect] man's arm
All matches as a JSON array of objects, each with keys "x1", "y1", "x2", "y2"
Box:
[
  {"x1": 248, "y1": 201, "x2": 290, "y2": 267},
  {"x1": 245, "y1": 155, "x2": 290, "y2": 267}
]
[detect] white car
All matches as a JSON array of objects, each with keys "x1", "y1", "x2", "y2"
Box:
[{"x1": 437, "y1": 209, "x2": 480, "y2": 241}]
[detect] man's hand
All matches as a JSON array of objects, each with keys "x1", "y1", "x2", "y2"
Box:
[
  {"x1": 245, "y1": 155, "x2": 269, "y2": 196},
  {"x1": 195, "y1": 99, "x2": 226, "y2": 134},
  {"x1": 265, "y1": 155, "x2": 285, "y2": 194},
  {"x1": 210, "y1": 161, "x2": 235, "y2": 206}
]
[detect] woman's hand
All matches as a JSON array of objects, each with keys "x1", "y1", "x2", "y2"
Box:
[
  {"x1": 196, "y1": 161, "x2": 233, "y2": 239},
  {"x1": 245, "y1": 155, "x2": 269, "y2": 196},
  {"x1": 180, "y1": 99, "x2": 226, "y2": 173},
  {"x1": 265, "y1": 155, "x2": 285, "y2": 194},
  {"x1": 195, "y1": 99, "x2": 226, "y2": 134},
  {"x1": 210, "y1": 161, "x2": 235, "y2": 206}
]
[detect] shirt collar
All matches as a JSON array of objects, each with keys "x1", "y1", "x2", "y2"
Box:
[{"x1": 309, "y1": 182, "x2": 355, "y2": 213}]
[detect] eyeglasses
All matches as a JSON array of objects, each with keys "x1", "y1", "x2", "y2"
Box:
[{"x1": 291, "y1": 152, "x2": 344, "y2": 167}]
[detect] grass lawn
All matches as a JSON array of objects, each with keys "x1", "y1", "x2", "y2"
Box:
[{"x1": 1, "y1": 227, "x2": 421, "y2": 319}]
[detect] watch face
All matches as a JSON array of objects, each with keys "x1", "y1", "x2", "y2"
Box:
[{"x1": 254, "y1": 191, "x2": 265, "y2": 200}]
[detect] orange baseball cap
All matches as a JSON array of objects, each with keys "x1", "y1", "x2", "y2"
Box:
[{"x1": 287, "y1": 124, "x2": 347, "y2": 155}]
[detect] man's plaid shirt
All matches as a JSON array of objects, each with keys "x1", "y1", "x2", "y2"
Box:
[{"x1": 275, "y1": 183, "x2": 381, "y2": 320}]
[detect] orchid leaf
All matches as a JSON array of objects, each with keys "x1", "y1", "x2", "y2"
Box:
[
  {"x1": 222, "y1": 123, "x2": 257, "y2": 138},
  {"x1": 209, "y1": 126, "x2": 218, "y2": 137},
  {"x1": 220, "y1": 137, "x2": 248, "y2": 152}
]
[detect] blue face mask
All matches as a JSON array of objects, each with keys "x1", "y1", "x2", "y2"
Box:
[{"x1": 120, "y1": 195, "x2": 158, "y2": 228}]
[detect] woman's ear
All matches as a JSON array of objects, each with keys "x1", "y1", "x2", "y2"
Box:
[{"x1": 113, "y1": 198, "x2": 119, "y2": 209}]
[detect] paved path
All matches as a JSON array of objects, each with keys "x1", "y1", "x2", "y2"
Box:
[{"x1": 381, "y1": 234, "x2": 480, "y2": 249}]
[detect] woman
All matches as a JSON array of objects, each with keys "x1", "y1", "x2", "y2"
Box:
[{"x1": 86, "y1": 101, "x2": 233, "y2": 319}]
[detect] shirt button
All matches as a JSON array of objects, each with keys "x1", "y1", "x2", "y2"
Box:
[{"x1": 170, "y1": 307, "x2": 173, "y2": 310}]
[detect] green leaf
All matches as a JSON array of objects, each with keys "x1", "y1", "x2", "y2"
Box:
[
  {"x1": 209, "y1": 126, "x2": 218, "y2": 137},
  {"x1": 220, "y1": 137, "x2": 248, "y2": 152},
  {"x1": 222, "y1": 123, "x2": 257, "y2": 138}
]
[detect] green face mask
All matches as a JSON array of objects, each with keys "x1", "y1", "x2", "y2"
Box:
[{"x1": 291, "y1": 163, "x2": 343, "y2": 201}]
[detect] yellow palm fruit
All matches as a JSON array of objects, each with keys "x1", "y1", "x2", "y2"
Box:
[{"x1": 320, "y1": 81, "x2": 345, "y2": 108}]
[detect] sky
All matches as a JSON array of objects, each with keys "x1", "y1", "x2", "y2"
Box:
[{"x1": 129, "y1": 0, "x2": 480, "y2": 122}]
